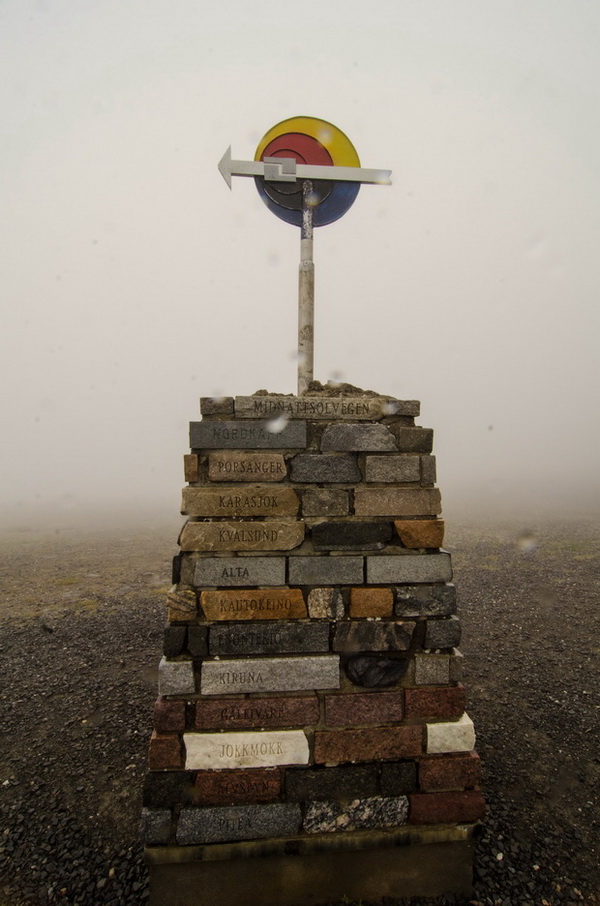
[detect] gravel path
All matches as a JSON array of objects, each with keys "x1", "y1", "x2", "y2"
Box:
[{"x1": 0, "y1": 518, "x2": 598, "y2": 906}]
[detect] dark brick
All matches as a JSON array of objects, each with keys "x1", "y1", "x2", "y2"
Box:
[
  {"x1": 171, "y1": 554, "x2": 182, "y2": 585},
  {"x1": 324, "y1": 691, "x2": 404, "y2": 727},
  {"x1": 192, "y1": 769, "x2": 281, "y2": 805},
  {"x1": 344, "y1": 655, "x2": 409, "y2": 688},
  {"x1": 419, "y1": 752, "x2": 482, "y2": 792},
  {"x1": 285, "y1": 764, "x2": 378, "y2": 801},
  {"x1": 409, "y1": 790, "x2": 486, "y2": 824},
  {"x1": 163, "y1": 625, "x2": 187, "y2": 658},
  {"x1": 380, "y1": 761, "x2": 418, "y2": 795},
  {"x1": 153, "y1": 698, "x2": 186, "y2": 733},
  {"x1": 312, "y1": 521, "x2": 392, "y2": 551},
  {"x1": 425, "y1": 616, "x2": 462, "y2": 649},
  {"x1": 387, "y1": 426, "x2": 434, "y2": 453},
  {"x1": 290, "y1": 454, "x2": 361, "y2": 483},
  {"x1": 394, "y1": 584, "x2": 457, "y2": 618},
  {"x1": 314, "y1": 726, "x2": 423, "y2": 764},
  {"x1": 334, "y1": 621, "x2": 415, "y2": 653},
  {"x1": 404, "y1": 684, "x2": 466, "y2": 720},
  {"x1": 143, "y1": 771, "x2": 195, "y2": 808},
  {"x1": 187, "y1": 625, "x2": 208, "y2": 657}
]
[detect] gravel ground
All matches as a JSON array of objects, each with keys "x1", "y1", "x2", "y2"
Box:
[{"x1": 0, "y1": 516, "x2": 598, "y2": 906}]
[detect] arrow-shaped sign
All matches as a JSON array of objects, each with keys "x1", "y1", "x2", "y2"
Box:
[{"x1": 218, "y1": 146, "x2": 392, "y2": 189}]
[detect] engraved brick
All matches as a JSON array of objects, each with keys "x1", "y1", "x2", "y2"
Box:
[
  {"x1": 387, "y1": 426, "x2": 433, "y2": 453},
  {"x1": 380, "y1": 761, "x2": 418, "y2": 795},
  {"x1": 311, "y1": 521, "x2": 392, "y2": 551},
  {"x1": 321, "y1": 424, "x2": 398, "y2": 452},
  {"x1": 200, "y1": 656, "x2": 340, "y2": 696},
  {"x1": 425, "y1": 616, "x2": 462, "y2": 649},
  {"x1": 314, "y1": 726, "x2": 423, "y2": 764},
  {"x1": 158, "y1": 657, "x2": 196, "y2": 696},
  {"x1": 366, "y1": 553, "x2": 452, "y2": 585},
  {"x1": 364, "y1": 455, "x2": 421, "y2": 483},
  {"x1": 290, "y1": 454, "x2": 361, "y2": 483},
  {"x1": 208, "y1": 452, "x2": 287, "y2": 482},
  {"x1": 302, "y1": 488, "x2": 349, "y2": 516},
  {"x1": 307, "y1": 587, "x2": 345, "y2": 619},
  {"x1": 179, "y1": 520, "x2": 304, "y2": 552},
  {"x1": 181, "y1": 486, "x2": 299, "y2": 517},
  {"x1": 405, "y1": 684, "x2": 466, "y2": 720},
  {"x1": 192, "y1": 769, "x2": 282, "y2": 805},
  {"x1": 324, "y1": 691, "x2": 404, "y2": 727},
  {"x1": 183, "y1": 729, "x2": 310, "y2": 769},
  {"x1": 166, "y1": 587, "x2": 197, "y2": 623},
  {"x1": 288, "y1": 556, "x2": 363, "y2": 585},
  {"x1": 333, "y1": 621, "x2": 415, "y2": 653},
  {"x1": 195, "y1": 695, "x2": 319, "y2": 730},
  {"x1": 395, "y1": 585, "x2": 457, "y2": 618},
  {"x1": 304, "y1": 796, "x2": 409, "y2": 833},
  {"x1": 349, "y1": 587, "x2": 393, "y2": 618},
  {"x1": 409, "y1": 790, "x2": 485, "y2": 824},
  {"x1": 153, "y1": 698, "x2": 186, "y2": 733},
  {"x1": 285, "y1": 764, "x2": 378, "y2": 801},
  {"x1": 420, "y1": 455, "x2": 437, "y2": 485},
  {"x1": 419, "y1": 752, "x2": 482, "y2": 792},
  {"x1": 426, "y1": 713, "x2": 476, "y2": 754},
  {"x1": 201, "y1": 588, "x2": 307, "y2": 620},
  {"x1": 176, "y1": 803, "x2": 301, "y2": 845},
  {"x1": 209, "y1": 622, "x2": 330, "y2": 656},
  {"x1": 234, "y1": 396, "x2": 419, "y2": 420},
  {"x1": 200, "y1": 397, "x2": 234, "y2": 416},
  {"x1": 148, "y1": 731, "x2": 183, "y2": 770},
  {"x1": 184, "y1": 454, "x2": 199, "y2": 483},
  {"x1": 354, "y1": 488, "x2": 442, "y2": 517},
  {"x1": 163, "y1": 625, "x2": 186, "y2": 657},
  {"x1": 394, "y1": 519, "x2": 445, "y2": 549},
  {"x1": 193, "y1": 557, "x2": 286, "y2": 588},
  {"x1": 190, "y1": 420, "x2": 306, "y2": 449}
]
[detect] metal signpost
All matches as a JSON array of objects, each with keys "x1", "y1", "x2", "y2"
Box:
[{"x1": 219, "y1": 116, "x2": 391, "y2": 394}]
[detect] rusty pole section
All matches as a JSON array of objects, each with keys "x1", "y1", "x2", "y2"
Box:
[{"x1": 298, "y1": 180, "x2": 314, "y2": 396}]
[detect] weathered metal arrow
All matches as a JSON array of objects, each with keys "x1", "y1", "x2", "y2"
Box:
[{"x1": 218, "y1": 146, "x2": 392, "y2": 189}]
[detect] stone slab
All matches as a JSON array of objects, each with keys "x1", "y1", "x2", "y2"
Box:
[
  {"x1": 201, "y1": 588, "x2": 307, "y2": 620},
  {"x1": 364, "y1": 455, "x2": 421, "y2": 483},
  {"x1": 409, "y1": 791, "x2": 486, "y2": 825},
  {"x1": 163, "y1": 625, "x2": 186, "y2": 658},
  {"x1": 193, "y1": 557, "x2": 286, "y2": 587},
  {"x1": 380, "y1": 761, "x2": 418, "y2": 796},
  {"x1": 195, "y1": 695, "x2": 319, "y2": 730},
  {"x1": 148, "y1": 732, "x2": 184, "y2": 770},
  {"x1": 304, "y1": 796, "x2": 409, "y2": 833},
  {"x1": 187, "y1": 625, "x2": 209, "y2": 657},
  {"x1": 208, "y1": 622, "x2": 330, "y2": 656},
  {"x1": 321, "y1": 424, "x2": 398, "y2": 452},
  {"x1": 199, "y1": 397, "x2": 234, "y2": 416},
  {"x1": 288, "y1": 556, "x2": 363, "y2": 585},
  {"x1": 426, "y1": 713, "x2": 476, "y2": 754},
  {"x1": 354, "y1": 488, "x2": 442, "y2": 517},
  {"x1": 366, "y1": 553, "x2": 452, "y2": 584},
  {"x1": 395, "y1": 519, "x2": 445, "y2": 549},
  {"x1": 290, "y1": 453, "x2": 361, "y2": 483},
  {"x1": 405, "y1": 684, "x2": 466, "y2": 720},
  {"x1": 395, "y1": 584, "x2": 457, "y2": 617},
  {"x1": 179, "y1": 520, "x2": 304, "y2": 552},
  {"x1": 158, "y1": 657, "x2": 196, "y2": 696},
  {"x1": 344, "y1": 655, "x2": 409, "y2": 688},
  {"x1": 333, "y1": 621, "x2": 416, "y2": 652},
  {"x1": 176, "y1": 803, "x2": 301, "y2": 844},
  {"x1": 387, "y1": 426, "x2": 434, "y2": 453},
  {"x1": 349, "y1": 587, "x2": 394, "y2": 618},
  {"x1": 234, "y1": 396, "x2": 419, "y2": 419},
  {"x1": 184, "y1": 454, "x2": 200, "y2": 483},
  {"x1": 153, "y1": 699, "x2": 186, "y2": 734},
  {"x1": 183, "y1": 730, "x2": 310, "y2": 770},
  {"x1": 425, "y1": 615, "x2": 462, "y2": 649},
  {"x1": 190, "y1": 420, "x2": 307, "y2": 449},
  {"x1": 420, "y1": 455, "x2": 437, "y2": 485},
  {"x1": 302, "y1": 488, "x2": 349, "y2": 516},
  {"x1": 200, "y1": 656, "x2": 340, "y2": 695},
  {"x1": 311, "y1": 521, "x2": 392, "y2": 551},
  {"x1": 192, "y1": 769, "x2": 282, "y2": 806},
  {"x1": 324, "y1": 691, "x2": 405, "y2": 727},
  {"x1": 314, "y1": 726, "x2": 423, "y2": 764},
  {"x1": 418, "y1": 752, "x2": 482, "y2": 792},
  {"x1": 143, "y1": 771, "x2": 194, "y2": 809},
  {"x1": 181, "y1": 486, "x2": 299, "y2": 517},
  {"x1": 140, "y1": 808, "x2": 172, "y2": 846},
  {"x1": 208, "y1": 452, "x2": 287, "y2": 482},
  {"x1": 414, "y1": 653, "x2": 450, "y2": 685},
  {"x1": 285, "y1": 764, "x2": 379, "y2": 801}
]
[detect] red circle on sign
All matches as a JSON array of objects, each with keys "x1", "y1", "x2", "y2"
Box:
[{"x1": 261, "y1": 133, "x2": 333, "y2": 203}]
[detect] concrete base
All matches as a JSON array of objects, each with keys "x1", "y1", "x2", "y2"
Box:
[{"x1": 147, "y1": 838, "x2": 474, "y2": 906}]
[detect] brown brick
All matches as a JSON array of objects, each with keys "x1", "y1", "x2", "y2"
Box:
[
  {"x1": 153, "y1": 698, "x2": 186, "y2": 733},
  {"x1": 349, "y1": 587, "x2": 393, "y2": 618},
  {"x1": 184, "y1": 454, "x2": 200, "y2": 483},
  {"x1": 404, "y1": 684, "x2": 466, "y2": 720},
  {"x1": 394, "y1": 519, "x2": 445, "y2": 549},
  {"x1": 409, "y1": 790, "x2": 485, "y2": 824},
  {"x1": 419, "y1": 752, "x2": 482, "y2": 792},
  {"x1": 195, "y1": 695, "x2": 319, "y2": 730},
  {"x1": 314, "y1": 726, "x2": 423, "y2": 765},
  {"x1": 192, "y1": 769, "x2": 281, "y2": 805},
  {"x1": 324, "y1": 692, "x2": 404, "y2": 727},
  {"x1": 148, "y1": 731, "x2": 183, "y2": 770}
]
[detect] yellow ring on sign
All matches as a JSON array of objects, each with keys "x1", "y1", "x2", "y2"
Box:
[{"x1": 255, "y1": 116, "x2": 360, "y2": 168}]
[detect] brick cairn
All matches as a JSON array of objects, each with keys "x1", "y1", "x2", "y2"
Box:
[{"x1": 142, "y1": 388, "x2": 485, "y2": 906}]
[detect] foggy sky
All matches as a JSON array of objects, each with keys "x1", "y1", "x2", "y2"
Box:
[{"x1": 1, "y1": 0, "x2": 599, "y2": 528}]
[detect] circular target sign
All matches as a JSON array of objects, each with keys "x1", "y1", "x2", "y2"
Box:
[{"x1": 254, "y1": 116, "x2": 361, "y2": 227}]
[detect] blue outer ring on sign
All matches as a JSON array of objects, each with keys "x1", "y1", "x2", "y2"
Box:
[{"x1": 254, "y1": 117, "x2": 361, "y2": 227}]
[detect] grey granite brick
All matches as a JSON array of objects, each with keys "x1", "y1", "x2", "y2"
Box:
[
  {"x1": 394, "y1": 584, "x2": 457, "y2": 617},
  {"x1": 158, "y1": 657, "x2": 196, "y2": 696},
  {"x1": 290, "y1": 453, "x2": 361, "y2": 483},
  {"x1": 364, "y1": 455, "x2": 421, "y2": 483},
  {"x1": 425, "y1": 616, "x2": 462, "y2": 649},
  {"x1": 387, "y1": 426, "x2": 434, "y2": 453},
  {"x1": 140, "y1": 808, "x2": 172, "y2": 845},
  {"x1": 366, "y1": 553, "x2": 452, "y2": 584},
  {"x1": 302, "y1": 489, "x2": 349, "y2": 516},
  {"x1": 321, "y1": 424, "x2": 398, "y2": 452},
  {"x1": 420, "y1": 455, "x2": 437, "y2": 485},
  {"x1": 176, "y1": 803, "x2": 302, "y2": 844},
  {"x1": 288, "y1": 556, "x2": 364, "y2": 586}
]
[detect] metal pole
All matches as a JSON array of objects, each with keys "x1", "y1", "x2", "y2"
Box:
[{"x1": 298, "y1": 180, "x2": 314, "y2": 396}]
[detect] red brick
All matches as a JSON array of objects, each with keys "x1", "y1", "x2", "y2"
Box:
[
  {"x1": 349, "y1": 587, "x2": 393, "y2": 618},
  {"x1": 195, "y1": 695, "x2": 319, "y2": 730},
  {"x1": 184, "y1": 454, "x2": 200, "y2": 483},
  {"x1": 314, "y1": 726, "x2": 423, "y2": 765},
  {"x1": 419, "y1": 752, "x2": 482, "y2": 792},
  {"x1": 324, "y1": 692, "x2": 404, "y2": 727},
  {"x1": 153, "y1": 698, "x2": 186, "y2": 733},
  {"x1": 409, "y1": 790, "x2": 486, "y2": 824},
  {"x1": 148, "y1": 731, "x2": 183, "y2": 770},
  {"x1": 192, "y1": 769, "x2": 281, "y2": 805},
  {"x1": 404, "y1": 684, "x2": 466, "y2": 720}
]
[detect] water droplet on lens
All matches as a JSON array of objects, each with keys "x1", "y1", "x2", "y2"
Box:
[
  {"x1": 266, "y1": 414, "x2": 289, "y2": 434},
  {"x1": 517, "y1": 531, "x2": 537, "y2": 553}
]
